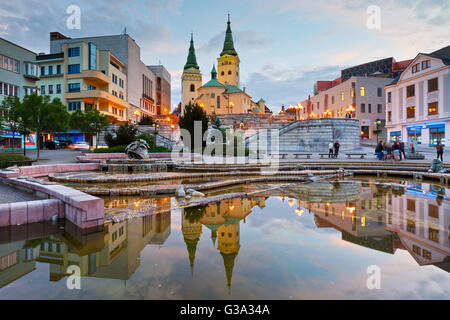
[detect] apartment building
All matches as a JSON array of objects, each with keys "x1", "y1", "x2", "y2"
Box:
[
  {"x1": 0, "y1": 38, "x2": 39, "y2": 151},
  {"x1": 37, "y1": 41, "x2": 128, "y2": 124},
  {"x1": 385, "y1": 45, "x2": 450, "y2": 146},
  {"x1": 147, "y1": 65, "x2": 171, "y2": 116},
  {"x1": 49, "y1": 32, "x2": 171, "y2": 123},
  {"x1": 299, "y1": 76, "x2": 393, "y2": 139}
]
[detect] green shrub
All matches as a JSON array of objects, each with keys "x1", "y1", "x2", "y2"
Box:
[
  {"x1": 138, "y1": 116, "x2": 154, "y2": 126},
  {"x1": 136, "y1": 132, "x2": 156, "y2": 148},
  {"x1": 105, "y1": 123, "x2": 138, "y2": 147},
  {"x1": 149, "y1": 146, "x2": 172, "y2": 153},
  {"x1": 94, "y1": 145, "x2": 127, "y2": 153},
  {"x1": 0, "y1": 153, "x2": 32, "y2": 169}
]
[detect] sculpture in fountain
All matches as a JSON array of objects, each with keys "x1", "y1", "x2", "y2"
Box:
[{"x1": 126, "y1": 139, "x2": 150, "y2": 160}]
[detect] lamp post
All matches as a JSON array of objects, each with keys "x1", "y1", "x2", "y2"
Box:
[
  {"x1": 134, "y1": 109, "x2": 141, "y2": 124},
  {"x1": 375, "y1": 119, "x2": 382, "y2": 143}
]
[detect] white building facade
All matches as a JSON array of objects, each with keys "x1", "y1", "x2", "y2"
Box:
[{"x1": 385, "y1": 46, "x2": 450, "y2": 147}]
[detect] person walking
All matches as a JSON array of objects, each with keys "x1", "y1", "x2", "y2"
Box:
[
  {"x1": 392, "y1": 141, "x2": 400, "y2": 161},
  {"x1": 399, "y1": 141, "x2": 406, "y2": 160},
  {"x1": 375, "y1": 141, "x2": 383, "y2": 161},
  {"x1": 328, "y1": 142, "x2": 334, "y2": 159},
  {"x1": 334, "y1": 141, "x2": 340, "y2": 158},
  {"x1": 436, "y1": 141, "x2": 444, "y2": 161}
]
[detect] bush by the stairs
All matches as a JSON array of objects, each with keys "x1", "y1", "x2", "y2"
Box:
[
  {"x1": 136, "y1": 132, "x2": 156, "y2": 149},
  {"x1": 104, "y1": 123, "x2": 138, "y2": 147},
  {"x1": 0, "y1": 153, "x2": 33, "y2": 169}
]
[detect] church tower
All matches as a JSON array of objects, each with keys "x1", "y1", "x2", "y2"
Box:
[
  {"x1": 217, "y1": 14, "x2": 240, "y2": 88},
  {"x1": 181, "y1": 33, "x2": 203, "y2": 115}
]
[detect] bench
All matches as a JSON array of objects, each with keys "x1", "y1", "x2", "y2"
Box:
[
  {"x1": 346, "y1": 153, "x2": 367, "y2": 159},
  {"x1": 319, "y1": 153, "x2": 334, "y2": 159},
  {"x1": 294, "y1": 153, "x2": 312, "y2": 159},
  {"x1": 271, "y1": 153, "x2": 288, "y2": 159}
]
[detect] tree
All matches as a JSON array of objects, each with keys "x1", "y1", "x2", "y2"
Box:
[
  {"x1": 138, "y1": 115, "x2": 154, "y2": 126},
  {"x1": 179, "y1": 102, "x2": 209, "y2": 151},
  {"x1": 20, "y1": 93, "x2": 70, "y2": 160},
  {"x1": 70, "y1": 108, "x2": 109, "y2": 148},
  {"x1": 0, "y1": 95, "x2": 21, "y2": 153},
  {"x1": 105, "y1": 122, "x2": 138, "y2": 147}
]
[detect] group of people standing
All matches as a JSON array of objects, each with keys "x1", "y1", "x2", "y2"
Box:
[
  {"x1": 375, "y1": 141, "x2": 406, "y2": 161},
  {"x1": 328, "y1": 141, "x2": 340, "y2": 159}
]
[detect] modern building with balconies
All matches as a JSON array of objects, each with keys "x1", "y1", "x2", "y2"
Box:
[
  {"x1": 37, "y1": 40, "x2": 129, "y2": 125},
  {"x1": 385, "y1": 45, "x2": 450, "y2": 146}
]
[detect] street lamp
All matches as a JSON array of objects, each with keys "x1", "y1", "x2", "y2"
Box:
[
  {"x1": 375, "y1": 119, "x2": 382, "y2": 143},
  {"x1": 134, "y1": 110, "x2": 141, "y2": 124}
]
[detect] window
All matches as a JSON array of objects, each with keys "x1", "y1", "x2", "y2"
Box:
[
  {"x1": 412, "y1": 64, "x2": 420, "y2": 73},
  {"x1": 68, "y1": 64, "x2": 80, "y2": 74},
  {"x1": 57, "y1": 64, "x2": 61, "y2": 74},
  {"x1": 228, "y1": 70, "x2": 232, "y2": 75},
  {"x1": 407, "y1": 220, "x2": 416, "y2": 233},
  {"x1": 41, "y1": 66, "x2": 45, "y2": 76},
  {"x1": 68, "y1": 83, "x2": 81, "y2": 92},
  {"x1": 422, "y1": 60, "x2": 431, "y2": 70},
  {"x1": 361, "y1": 103, "x2": 366, "y2": 113},
  {"x1": 341, "y1": 92, "x2": 344, "y2": 101},
  {"x1": 413, "y1": 245, "x2": 421, "y2": 255},
  {"x1": 388, "y1": 92, "x2": 392, "y2": 103},
  {"x1": 87, "y1": 85, "x2": 96, "y2": 90},
  {"x1": 48, "y1": 66, "x2": 53, "y2": 75},
  {"x1": 48, "y1": 85, "x2": 53, "y2": 94},
  {"x1": 56, "y1": 84, "x2": 61, "y2": 94},
  {"x1": 351, "y1": 87, "x2": 354, "y2": 97},
  {"x1": 221, "y1": 71, "x2": 224, "y2": 76},
  {"x1": 429, "y1": 228, "x2": 439, "y2": 243},
  {"x1": 428, "y1": 102, "x2": 438, "y2": 115},
  {"x1": 112, "y1": 74, "x2": 117, "y2": 84},
  {"x1": 211, "y1": 93, "x2": 215, "y2": 99},
  {"x1": 368, "y1": 104, "x2": 372, "y2": 113},
  {"x1": 360, "y1": 86, "x2": 365, "y2": 97},
  {"x1": 0, "y1": 55, "x2": 19, "y2": 73},
  {"x1": 377, "y1": 104, "x2": 382, "y2": 113},
  {"x1": 377, "y1": 88, "x2": 382, "y2": 97},
  {"x1": 331, "y1": 96, "x2": 334, "y2": 104},
  {"x1": 41, "y1": 85, "x2": 45, "y2": 95},
  {"x1": 68, "y1": 47, "x2": 80, "y2": 57},
  {"x1": 430, "y1": 126, "x2": 445, "y2": 146},
  {"x1": 217, "y1": 96, "x2": 220, "y2": 109},
  {"x1": 406, "y1": 85, "x2": 415, "y2": 98},
  {"x1": 68, "y1": 101, "x2": 81, "y2": 111},
  {"x1": 190, "y1": 84, "x2": 195, "y2": 92},
  {"x1": 428, "y1": 78, "x2": 438, "y2": 92},
  {"x1": 88, "y1": 43, "x2": 97, "y2": 70},
  {"x1": 428, "y1": 204, "x2": 439, "y2": 219},
  {"x1": 406, "y1": 106, "x2": 415, "y2": 119},
  {"x1": 422, "y1": 249, "x2": 431, "y2": 260},
  {"x1": 407, "y1": 199, "x2": 416, "y2": 212},
  {"x1": 388, "y1": 111, "x2": 392, "y2": 122}
]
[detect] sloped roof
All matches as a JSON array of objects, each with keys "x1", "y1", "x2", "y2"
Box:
[
  {"x1": 202, "y1": 79, "x2": 226, "y2": 88},
  {"x1": 223, "y1": 83, "x2": 243, "y2": 94}
]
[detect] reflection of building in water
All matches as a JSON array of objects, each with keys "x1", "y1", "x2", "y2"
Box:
[
  {"x1": 0, "y1": 210, "x2": 172, "y2": 287},
  {"x1": 182, "y1": 197, "x2": 266, "y2": 293},
  {"x1": 385, "y1": 183, "x2": 450, "y2": 271}
]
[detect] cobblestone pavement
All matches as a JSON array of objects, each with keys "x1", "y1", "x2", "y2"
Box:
[{"x1": 0, "y1": 183, "x2": 39, "y2": 204}]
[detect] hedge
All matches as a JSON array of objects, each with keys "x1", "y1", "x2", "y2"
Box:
[
  {"x1": 93, "y1": 145, "x2": 172, "y2": 154},
  {"x1": 0, "y1": 153, "x2": 33, "y2": 169}
]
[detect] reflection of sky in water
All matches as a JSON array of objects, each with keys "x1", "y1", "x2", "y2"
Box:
[{"x1": 0, "y1": 181, "x2": 449, "y2": 300}]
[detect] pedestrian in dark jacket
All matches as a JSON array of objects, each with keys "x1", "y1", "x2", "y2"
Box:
[
  {"x1": 334, "y1": 141, "x2": 340, "y2": 158},
  {"x1": 436, "y1": 141, "x2": 444, "y2": 161},
  {"x1": 399, "y1": 141, "x2": 406, "y2": 160}
]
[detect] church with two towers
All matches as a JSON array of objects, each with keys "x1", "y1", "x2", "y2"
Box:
[{"x1": 181, "y1": 15, "x2": 266, "y2": 116}]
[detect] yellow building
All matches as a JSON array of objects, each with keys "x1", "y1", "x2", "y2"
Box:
[
  {"x1": 181, "y1": 15, "x2": 266, "y2": 116},
  {"x1": 37, "y1": 41, "x2": 129, "y2": 124}
]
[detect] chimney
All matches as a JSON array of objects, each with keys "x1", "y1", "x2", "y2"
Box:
[{"x1": 50, "y1": 32, "x2": 71, "y2": 41}]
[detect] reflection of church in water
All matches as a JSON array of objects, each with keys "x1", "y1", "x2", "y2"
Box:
[{"x1": 182, "y1": 197, "x2": 266, "y2": 293}]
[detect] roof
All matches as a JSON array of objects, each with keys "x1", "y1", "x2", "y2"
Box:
[
  {"x1": 202, "y1": 79, "x2": 226, "y2": 88},
  {"x1": 428, "y1": 45, "x2": 450, "y2": 65},
  {"x1": 223, "y1": 83, "x2": 243, "y2": 94},
  {"x1": 220, "y1": 14, "x2": 238, "y2": 57},
  {"x1": 184, "y1": 33, "x2": 200, "y2": 70}
]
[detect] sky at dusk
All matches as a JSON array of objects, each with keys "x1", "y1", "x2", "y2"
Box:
[{"x1": 1, "y1": 0, "x2": 449, "y2": 112}]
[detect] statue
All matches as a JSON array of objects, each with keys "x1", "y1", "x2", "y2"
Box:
[
  {"x1": 125, "y1": 139, "x2": 150, "y2": 160},
  {"x1": 428, "y1": 159, "x2": 447, "y2": 173}
]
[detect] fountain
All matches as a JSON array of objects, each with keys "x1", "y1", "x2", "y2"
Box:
[{"x1": 101, "y1": 139, "x2": 170, "y2": 173}]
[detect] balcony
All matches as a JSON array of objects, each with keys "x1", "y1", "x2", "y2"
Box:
[
  {"x1": 66, "y1": 90, "x2": 129, "y2": 109},
  {"x1": 67, "y1": 70, "x2": 110, "y2": 85}
]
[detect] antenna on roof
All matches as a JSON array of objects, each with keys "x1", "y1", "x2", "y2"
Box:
[{"x1": 122, "y1": 27, "x2": 127, "y2": 35}]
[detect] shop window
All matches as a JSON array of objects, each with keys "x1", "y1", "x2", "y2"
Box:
[
  {"x1": 390, "y1": 131, "x2": 401, "y2": 142},
  {"x1": 429, "y1": 126, "x2": 445, "y2": 146},
  {"x1": 428, "y1": 102, "x2": 438, "y2": 115}
]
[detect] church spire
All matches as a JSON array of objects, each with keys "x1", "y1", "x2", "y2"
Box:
[
  {"x1": 221, "y1": 251, "x2": 238, "y2": 295},
  {"x1": 184, "y1": 32, "x2": 200, "y2": 70},
  {"x1": 220, "y1": 14, "x2": 238, "y2": 57},
  {"x1": 211, "y1": 64, "x2": 217, "y2": 79}
]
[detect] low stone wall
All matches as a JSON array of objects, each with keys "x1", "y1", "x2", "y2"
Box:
[
  {"x1": 0, "y1": 199, "x2": 62, "y2": 227},
  {"x1": 77, "y1": 153, "x2": 127, "y2": 163},
  {"x1": 0, "y1": 163, "x2": 99, "y2": 178}
]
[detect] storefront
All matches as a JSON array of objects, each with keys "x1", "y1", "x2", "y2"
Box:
[
  {"x1": 429, "y1": 124, "x2": 445, "y2": 146},
  {"x1": 406, "y1": 122, "x2": 446, "y2": 147},
  {"x1": 407, "y1": 127, "x2": 422, "y2": 145},
  {"x1": 46, "y1": 130, "x2": 86, "y2": 144},
  {"x1": 0, "y1": 130, "x2": 37, "y2": 151},
  {"x1": 390, "y1": 131, "x2": 402, "y2": 142}
]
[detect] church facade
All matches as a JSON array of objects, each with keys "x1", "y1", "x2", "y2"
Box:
[{"x1": 181, "y1": 15, "x2": 266, "y2": 116}]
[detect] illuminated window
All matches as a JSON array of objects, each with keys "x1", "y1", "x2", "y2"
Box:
[
  {"x1": 351, "y1": 87, "x2": 354, "y2": 97},
  {"x1": 360, "y1": 86, "x2": 365, "y2": 97},
  {"x1": 341, "y1": 92, "x2": 344, "y2": 101},
  {"x1": 422, "y1": 249, "x2": 431, "y2": 260},
  {"x1": 406, "y1": 106, "x2": 415, "y2": 119},
  {"x1": 407, "y1": 220, "x2": 416, "y2": 234},
  {"x1": 428, "y1": 102, "x2": 438, "y2": 115},
  {"x1": 429, "y1": 228, "x2": 439, "y2": 243},
  {"x1": 388, "y1": 111, "x2": 392, "y2": 122}
]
